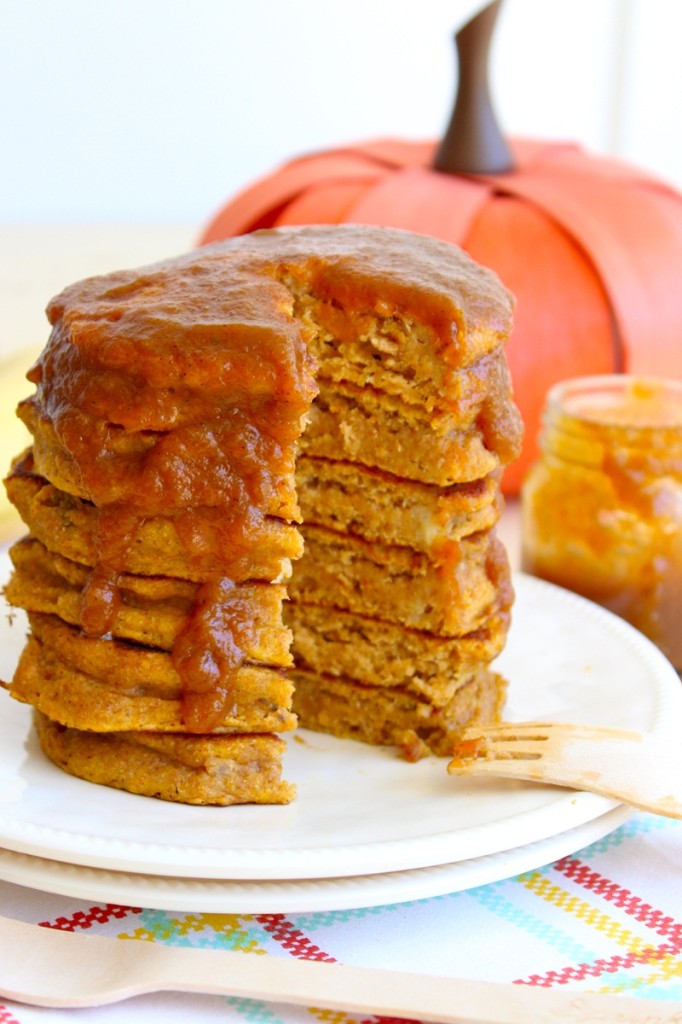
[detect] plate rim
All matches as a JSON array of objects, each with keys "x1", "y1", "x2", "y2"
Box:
[{"x1": 0, "y1": 804, "x2": 633, "y2": 914}]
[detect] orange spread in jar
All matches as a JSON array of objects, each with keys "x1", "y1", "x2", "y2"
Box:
[{"x1": 521, "y1": 375, "x2": 682, "y2": 670}]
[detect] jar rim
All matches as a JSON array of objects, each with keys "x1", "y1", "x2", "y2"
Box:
[{"x1": 546, "y1": 374, "x2": 682, "y2": 430}]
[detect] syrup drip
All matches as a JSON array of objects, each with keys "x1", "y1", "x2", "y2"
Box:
[{"x1": 171, "y1": 577, "x2": 259, "y2": 733}]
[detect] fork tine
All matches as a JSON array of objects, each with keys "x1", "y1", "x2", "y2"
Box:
[
  {"x1": 449, "y1": 737, "x2": 546, "y2": 764},
  {"x1": 463, "y1": 722, "x2": 555, "y2": 737},
  {"x1": 453, "y1": 722, "x2": 554, "y2": 756}
]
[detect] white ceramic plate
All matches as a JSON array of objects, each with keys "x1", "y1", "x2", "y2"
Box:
[
  {"x1": 0, "y1": 805, "x2": 632, "y2": 913},
  {"x1": 0, "y1": 558, "x2": 680, "y2": 881}
]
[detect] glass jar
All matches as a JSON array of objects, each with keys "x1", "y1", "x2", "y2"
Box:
[{"x1": 521, "y1": 375, "x2": 682, "y2": 670}]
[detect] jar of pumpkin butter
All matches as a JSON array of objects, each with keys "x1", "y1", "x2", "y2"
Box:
[{"x1": 521, "y1": 375, "x2": 682, "y2": 671}]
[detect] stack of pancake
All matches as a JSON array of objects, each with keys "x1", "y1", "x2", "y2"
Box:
[
  {"x1": 283, "y1": 266, "x2": 520, "y2": 760},
  {"x1": 3, "y1": 225, "x2": 521, "y2": 803}
]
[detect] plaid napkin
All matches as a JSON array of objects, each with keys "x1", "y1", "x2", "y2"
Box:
[{"x1": 1, "y1": 809, "x2": 680, "y2": 1023}]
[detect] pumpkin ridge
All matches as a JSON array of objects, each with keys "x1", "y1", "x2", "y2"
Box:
[{"x1": 477, "y1": 169, "x2": 682, "y2": 377}]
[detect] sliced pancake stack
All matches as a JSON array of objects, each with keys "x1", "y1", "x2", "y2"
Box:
[
  {"x1": 3, "y1": 225, "x2": 521, "y2": 803},
  {"x1": 282, "y1": 270, "x2": 519, "y2": 759}
]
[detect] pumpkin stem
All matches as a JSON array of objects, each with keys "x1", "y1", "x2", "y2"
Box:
[{"x1": 434, "y1": 0, "x2": 514, "y2": 175}]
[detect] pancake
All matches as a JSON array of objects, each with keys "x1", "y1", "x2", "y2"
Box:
[
  {"x1": 12, "y1": 633, "x2": 295, "y2": 734},
  {"x1": 290, "y1": 667, "x2": 507, "y2": 761},
  {"x1": 289, "y1": 524, "x2": 510, "y2": 636},
  {"x1": 300, "y1": 378, "x2": 517, "y2": 486},
  {"x1": 285, "y1": 272, "x2": 512, "y2": 407},
  {"x1": 35, "y1": 712, "x2": 295, "y2": 805},
  {"x1": 29, "y1": 609, "x2": 293, "y2": 706},
  {"x1": 284, "y1": 601, "x2": 510, "y2": 704},
  {"x1": 295, "y1": 456, "x2": 503, "y2": 551},
  {"x1": 7, "y1": 537, "x2": 292, "y2": 663},
  {"x1": 19, "y1": 396, "x2": 304, "y2": 524},
  {"x1": 6, "y1": 449, "x2": 300, "y2": 583}
]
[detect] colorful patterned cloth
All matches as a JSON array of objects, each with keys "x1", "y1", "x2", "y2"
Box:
[{"x1": 1, "y1": 810, "x2": 680, "y2": 1022}]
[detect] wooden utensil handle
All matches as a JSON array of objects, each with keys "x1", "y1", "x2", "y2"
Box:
[{"x1": 1, "y1": 915, "x2": 681, "y2": 1021}]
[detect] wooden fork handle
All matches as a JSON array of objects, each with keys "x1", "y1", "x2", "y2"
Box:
[{"x1": 2, "y1": 914, "x2": 682, "y2": 1021}]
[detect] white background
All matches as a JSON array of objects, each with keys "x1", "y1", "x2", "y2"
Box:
[{"x1": 2, "y1": 0, "x2": 682, "y2": 225}]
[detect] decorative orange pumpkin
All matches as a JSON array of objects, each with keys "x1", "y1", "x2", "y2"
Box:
[{"x1": 199, "y1": 2, "x2": 682, "y2": 494}]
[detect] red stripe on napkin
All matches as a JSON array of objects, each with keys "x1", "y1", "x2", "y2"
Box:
[
  {"x1": 555, "y1": 857, "x2": 682, "y2": 939},
  {"x1": 39, "y1": 904, "x2": 143, "y2": 931},
  {"x1": 516, "y1": 857, "x2": 682, "y2": 987}
]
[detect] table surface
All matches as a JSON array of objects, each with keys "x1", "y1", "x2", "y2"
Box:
[{"x1": 0, "y1": 225, "x2": 680, "y2": 1024}]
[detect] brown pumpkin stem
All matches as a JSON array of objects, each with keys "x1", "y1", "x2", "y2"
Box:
[{"x1": 434, "y1": 0, "x2": 514, "y2": 175}]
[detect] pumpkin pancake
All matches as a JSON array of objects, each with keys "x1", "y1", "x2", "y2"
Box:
[
  {"x1": 290, "y1": 667, "x2": 507, "y2": 760},
  {"x1": 286, "y1": 274, "x2": 517, "y2": 413},
  {"x1": 295, "y1": 456, "x2": 503, "y2": 551},
  {"x1": 28, "y1": 610, "x2": 292, "y2": 702},
  {"x1": 284, "y1": 601, "x2": 510, "y2": 705},
  {"x1": 289, "y1": 524, "x2": 510, "y2": 636},
  {"x1": 12, "y1": 634, "x2": 295, "y2": 734},
  {"x1": 7, "y1": 537, "x2": 292, "y2": 662},
  {"x1": 300, "y1": 377, "x2": 518, "y2": 486},
  {"x1": 5, "y1": 450, "x2": 300, "y2": 583},
  {"x1": 35, "y1": 712, "x2": 295, "y2": 805},
  {"x1": 19, "y1": 397, "x2": 303, "y2": 522}
]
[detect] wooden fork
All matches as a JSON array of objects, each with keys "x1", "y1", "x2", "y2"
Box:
[
  {"x1": 2, "y1": 913, "x2": 682, "y2": 1020},
  {"x1": 447, "y1": 722, "x2": 682, "y2": 819}
]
